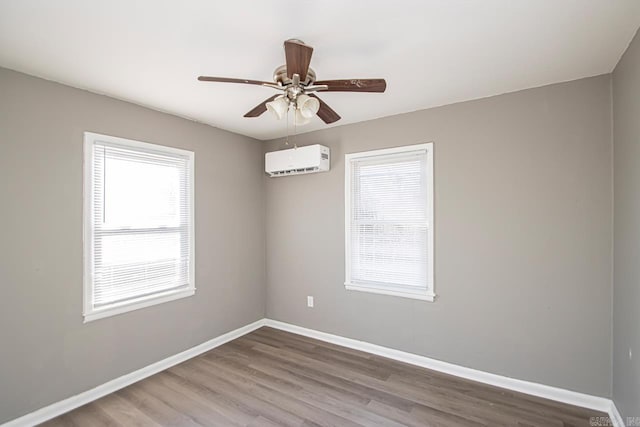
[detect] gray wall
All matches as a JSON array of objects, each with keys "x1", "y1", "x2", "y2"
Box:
[
  {"x1": 264, "y1": 75, "x2": 613, "y2": 397},
  {"x1": 0, "y1": 68, "x2": 266, "y2": 423},
  {"x1": 613, "y1": 30, "x2": 640, "y2": 420}
]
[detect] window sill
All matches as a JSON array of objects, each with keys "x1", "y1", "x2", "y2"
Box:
[
  {"x1": 84, "y1": 287, "x2": 195, "y2": 323},
  {"x1": 344, "y1": 283, "x2": 436, "y2": 302}
]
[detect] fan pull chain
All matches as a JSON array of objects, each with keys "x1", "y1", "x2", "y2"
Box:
[
  {"x1": 293, "y1": 106, "x2": 298, "y2": 149},
  {"x1": 284, "y1": 104, "x2": 290, "y2": 148}
]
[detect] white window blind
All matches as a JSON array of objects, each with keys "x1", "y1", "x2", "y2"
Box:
[
  {"x1": 345, "y1": 144, "x2": 434, "y2": 301},
  {"x1": 83, "y1": 133, "x2": 195, "y2": 321}
]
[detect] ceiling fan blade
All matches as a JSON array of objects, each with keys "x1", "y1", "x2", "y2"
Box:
[
  {"x1": 198, "y1": 76, "x2": 279, "y2": 88},
  {"x1": 244, "y1": 95, "x2": 280, "y2": 118},
  {"x1": 308, "y1": 94, "x2": 341, "y2": 124},
  {"x1": 314, "y1": 79, "x2": 387, "y2": 93},
  {"x1": 284, "y1": 39, "x2": 313, "y2": 81}
]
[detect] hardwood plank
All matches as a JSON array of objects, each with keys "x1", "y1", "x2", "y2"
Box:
[
  {"x1": 38, "y1": 414, "x2": 77, "y2": 427},
  {"x1": 192, "y1": 357, "x2": 363, "y2": 427},
  {"x1": 40, "y1": 327, "x2": 609, "y2": 427},
  {"x1": 199, "y1": 355, "x2": 406, "y2": 427},
  {"x1": 116, "y1": 385, "x2": 203, "y2": 427},
  {"x1": 92, "y1": 393, "x2": 162, "y2": 426},
  {"x1": 247, "y1": 415, "x2": 285, "y2": 427},
  {"x1": 167, "y1": 363, "x2": 306, "y2": 427},
  {"x1": 221, "y1": 340, "x2": 416, "y2": 413}
]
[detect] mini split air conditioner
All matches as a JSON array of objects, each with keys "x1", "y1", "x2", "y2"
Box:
[{"x1": 265, "y1": 144, "x2": 330, "y2": 177}]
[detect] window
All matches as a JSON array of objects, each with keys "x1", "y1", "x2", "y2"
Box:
[
  {"x1": 345, "y1": 143, "x2": 434, "y2": 301},
  {"x1": 83, "y1": 132, "x2": 195, "y2": 322}
]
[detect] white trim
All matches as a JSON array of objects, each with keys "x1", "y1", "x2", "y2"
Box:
[
  {"x1": 83, "y1": 134, "x2": 96, "y2": 319},
  {"x1": 82, "y1": 132, "x2": 196, "y2": 322},
  {"x1": 426, "y1": 142, "x2": 435, "y2": 299},
  {"x1": 609, "y1": 401, "x2": 625, "y2": 427},
  {"x1": 1, "y1": 319, "x2": 266, "y2": 427},
  {"x1": 83, "y1": 132, "x2": 194, "y2": 157},
  {"x1": 345, "y1": 283, "x2": 436, "y2": 301},
  {"x1": 344, "y1": 143, "x2": 435, "y2": 301},
  {"x1": 345, "y1": 143, "x2": 430, "y2": 160},
  {"x1": 263, "y1": 319, "x2": 613, "y2": 414},
  {"x1": 83, "y1": 288, "x2": 195, "y2": 323}
]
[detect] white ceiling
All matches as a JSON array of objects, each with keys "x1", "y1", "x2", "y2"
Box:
[{"x1": 1, "y1": 1, "x2": 639, "y2": 140}]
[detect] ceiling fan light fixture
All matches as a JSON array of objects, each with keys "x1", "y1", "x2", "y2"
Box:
[
  {"x1": 198, "y1": 39, "x2": 385, "y2": 125},
  {"x1": 296, "y1": 94, "x2": 320, "y2": 119},
  {"x1": 295, "y1": 108, "x2": 311, "y2": 126},
  {"x1": 266, "y1": 95, "x2": 289, "y2": 120}
]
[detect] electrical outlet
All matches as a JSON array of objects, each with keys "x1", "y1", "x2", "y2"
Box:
[{"x1": 307, "y1": 296, "x2": 314, "y2": 308}]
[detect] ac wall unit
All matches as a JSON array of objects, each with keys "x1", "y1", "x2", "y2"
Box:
[{"x1": 265, "y1": 144, "x2": 330, "y2": 177}]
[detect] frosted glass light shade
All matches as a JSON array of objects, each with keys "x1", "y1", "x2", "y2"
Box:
[
  {"x1": 266, "y1": 95, "x2": 289, "y2": 120},
  {"x1": 297, "y1": 94, "x2": 320, "y2": 118},
  {"x1": 295, "y1": 108, "x2": 311, "y2": 126}
]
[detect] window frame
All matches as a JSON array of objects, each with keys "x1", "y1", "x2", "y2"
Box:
[
  {"x1": 344, "y1": 143, "x2": 435, "y2": 302},
  {"x1": 83, "y1": 132, "x2": 195, "y2": 322}
]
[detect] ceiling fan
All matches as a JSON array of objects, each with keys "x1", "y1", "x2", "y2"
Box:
[{"x1": 197, "y1": 39, "x2": 387, "y2": 125}]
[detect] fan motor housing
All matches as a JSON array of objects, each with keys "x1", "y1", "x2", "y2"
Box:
[{"x1": 273, "y1": 65, "x2": 316, "y2": 87}]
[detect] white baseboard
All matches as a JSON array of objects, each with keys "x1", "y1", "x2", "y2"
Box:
[
  {"x1": 263, "y1": 319, "x2": 617, "y2": 418},
  {"x1": 609, "y1": 401, "x2": 625, "y2": 427},
  {"x1": 1, "y1": 319, "x2": 266, "y2": 427},
  {"x1": 4, "y1": 317, "x2": 623, "y2": 427}
]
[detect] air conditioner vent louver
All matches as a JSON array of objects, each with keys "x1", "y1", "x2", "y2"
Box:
[
  {"x1": 271, "y1": 166, "x2": 320, "y2": 176},
  {"x1": 265, "y1": 145, "x2": 330, "y2": 177}
]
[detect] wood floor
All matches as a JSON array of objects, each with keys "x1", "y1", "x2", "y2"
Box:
[{"x1": 41, "y1": 327, "x2": 608, "y2": 427}]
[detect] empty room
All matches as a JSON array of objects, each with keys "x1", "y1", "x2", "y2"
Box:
[{"x1": 1, "y1": 1, "x2": 639, "y2": 426}]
